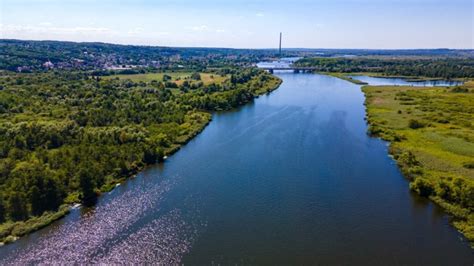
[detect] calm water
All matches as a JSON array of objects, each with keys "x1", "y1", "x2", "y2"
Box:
[
  {"x1": 1, "y1": 73, "x2": 472, "y2": 264},
  {"x1": 350, "y1": 75, "x2": 464, "y2": 87}
]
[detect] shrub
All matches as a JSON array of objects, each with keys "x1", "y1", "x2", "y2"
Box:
[
  {"x1": 408, "y1": 119, "x2": 425, "y2": 129},
  {"x1": 410, "y1": 178, "x2": 435, "y2": 197},
  {"x1": 436, "y1": 179, "x2": 455, "y2": 202},
  {"x1": 451, "y1": 86, "x2": 468, "y2": 93},
  {"x1": 397, "y1": 151, "x2": 420, "y2": 168},
  {"x1": 191, "y1": 72, "x2": 201, "y2": 80},
  {"x1": 463, "y1": 162, "x2": 474, "y2": 169}
]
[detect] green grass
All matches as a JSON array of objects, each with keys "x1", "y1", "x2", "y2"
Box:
[
  {"x1": 323, "y1": 71, "x2": 468, "y2": 83},
  {"x1": 363, "y1": 81, "x2": 474, "y2": 245},
  {"x1": 104, "y1": 72, "x2": 228, "y2": 85},
  {"x1": 320, "y1": 72, "x2": 368, "y2": 85},
  {"x1": 0, "y1": 206, "x2": 70, "y2": 245}
]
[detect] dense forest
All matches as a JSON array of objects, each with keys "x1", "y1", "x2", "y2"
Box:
[
  {"x1": 0, "y1": 67, "x2": 280, "y2": 241},
  {"x1": 295, "y1": 57, "x2": 474, "y2": 79}
]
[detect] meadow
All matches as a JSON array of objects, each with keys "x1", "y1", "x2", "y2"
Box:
[{"x1": 104, "y1": 72, "x2": 228, "y2": 86}]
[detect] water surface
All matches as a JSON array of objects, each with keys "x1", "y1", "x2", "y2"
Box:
[
  {"x1": 1, "y1": 73, "x2": 472, "y2": 265},
  {"x1": 350, "y1": 75, "x2": 464, "y2": 87}
]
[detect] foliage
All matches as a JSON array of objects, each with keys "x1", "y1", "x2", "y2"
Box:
[
  {"x1": 408, "y1": 119, "x2": 425, "y2": 129},
  {"x1": 0, "y1": 67, "x2": 281, "y2": 242},
  {"x1": 296, "y1": 57, "x2": 474, "y2": 79}
]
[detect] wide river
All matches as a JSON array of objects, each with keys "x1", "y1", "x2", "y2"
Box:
[{"x1": 1, "y1": 73, "x2": 473, "y2": 264}]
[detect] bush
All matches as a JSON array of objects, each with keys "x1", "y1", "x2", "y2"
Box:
[
  {"x1": 410, "y1": 178, "x2": 435, "y2": 197},
  {"x1": 463, "y1": 162, "x2": 474, "y2": 169},
  {"x1": 191, "y1": 72, "x2": 201, "y2": 80},
  {"x1": 451, "y1": 86, "x2": 468, "y2": 93},
  {"x1": 408, "y1": 119, "x2": 425, "y2": 129},
  {"x1": 397, "y1": 151, "x2": 420, "y2": 168}
]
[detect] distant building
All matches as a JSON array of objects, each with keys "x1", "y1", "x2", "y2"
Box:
[{"x1": 43, "y1": 61, "x2": 54, "y2": 69}]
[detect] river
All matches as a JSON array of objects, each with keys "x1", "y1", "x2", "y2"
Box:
[
  {"x1": 0, "y1": 73, "x2": 472, "y2": 264},
  {"x1": 350, "y1": 75, "x2": 464, "y2": 87}
]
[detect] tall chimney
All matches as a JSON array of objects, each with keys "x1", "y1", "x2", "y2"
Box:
[{"x1": 279, "y1": 32, "x2": 282, "y2": 57}]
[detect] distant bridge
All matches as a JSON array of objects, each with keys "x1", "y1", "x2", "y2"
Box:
[{"x1": 259, "y1": 66, "x2": 318, "y2": 73}]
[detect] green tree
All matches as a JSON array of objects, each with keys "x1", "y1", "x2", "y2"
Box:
[
  {"x1": 7, "y1": 192, "x2": 28, "y2": 221},
  {"x1": 78, "y1": 169, "x2": 97, "y2": 206},
  {"x1": 0, "y1": 199, "x2": 5, "y2": 223},
  {"x1": 191, "y1": 72, "x2": 201, "y2": 80}
]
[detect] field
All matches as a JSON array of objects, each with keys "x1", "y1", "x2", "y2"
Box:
[
  {"x1": 104, "y1": 72, "x2": 228, "y2": 86},
  {"x1": 363, "y1": 81, "x2": 474, "y2": 243}
]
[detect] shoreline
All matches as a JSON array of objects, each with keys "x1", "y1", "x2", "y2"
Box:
[
  {"x1": 316, "y1": 72, "x2": 368, "y2": 85},
  {"x1": 318, "y1": 71, "x2": 473, "y2": 246},
  {"x1": 0, "y1": 75, "x2": 283, "y2": 246},
  {"x1": 319, "y1": 71, "x2": 467, "y2": 84},
  {"x1": 361, "y1": 82, "x2": 474, "y2": 246}
]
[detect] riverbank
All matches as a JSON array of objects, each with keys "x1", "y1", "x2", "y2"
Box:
[
  {"x1": 320, "y1": 72, "x2": 467, "y2": 84},
  {"x1": 318, "y1": 72, "x2": 368, "y2": 85},
  {"x1": 362, "y1": 81, "x2": 474, "y2": 245},
  {"x1": 346, "y1": 72, "x2": 467, "y2": 82},
  {"x1": 0, "y1": 72, "x2": 282, "y2": 246}
]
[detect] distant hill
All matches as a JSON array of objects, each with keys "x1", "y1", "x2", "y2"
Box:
[{"x1": 1, "y1": 39, "x2": 473, "y2": 72}]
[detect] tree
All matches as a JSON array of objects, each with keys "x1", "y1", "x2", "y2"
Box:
[
  {"x1": 7, "y1": 192, "x2": 28, "y2": 221},
  {"x1": 43, "y1": 177, "x2": 61, "y2": 212},
  {"x1": 0, "y1": 199, "x2": 5, "y2": 223},
  {"x1": 29, "y1": 185, "x2": 43, "y2": 216},
  {"x1": 78, "y1": 169, "x2": 97, "y2": 206},
  {"x1": 191, "y1": 72, "x2": 201, "y2": 80}
]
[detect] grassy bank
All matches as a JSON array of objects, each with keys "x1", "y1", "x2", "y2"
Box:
[
  {"x1": 319, "y1": 72, "x2": 368, "y2": 85},
  {"x1": 0, "y1": 206, "x2": 70, "y2": 245},
  {"x1": 322, "y1": 71, "x2": 466, "y2": 84},
  {"x1": 362, "y1": 81, "x2": 474, "y2": 244},
  {"x1": 355, "y1": 72, "x2": 467, "y2": 82}
]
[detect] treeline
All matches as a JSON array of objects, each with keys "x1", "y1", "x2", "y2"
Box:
[
  {"x1": 0, "y1": 68, "x2": 280, "y2": 229},
  {"x1": 0, "y1": 40, "x2": 280, "y2": 72},
  {"x1": 295, "y1": 57, "x2": 474, "y2": 79}
]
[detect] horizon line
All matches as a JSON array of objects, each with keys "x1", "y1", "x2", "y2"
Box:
[{"x1": 2, "y1": 38, "x2": 474, "y2": 51}]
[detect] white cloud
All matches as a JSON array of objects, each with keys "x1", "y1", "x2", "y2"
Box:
[
  {"x1": 256, "y1": 12, "x2": 265, "y2": 17},
  {"x1": 187, "y1": 25, "x2": 209, "y2": 32},
  {"x1": 38, "y1": 22, "x2": 53, "y2": 26},
  {"x1": 1, "y1": 24, "x2": 112, "y2": 35},
  {"x1": 127, "y1": 27, "x2": 144, "y2": 35}
]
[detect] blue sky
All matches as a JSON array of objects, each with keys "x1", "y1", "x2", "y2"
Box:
[{"x1": 1, "y1": 0, "x2": 473, "y2": 49}]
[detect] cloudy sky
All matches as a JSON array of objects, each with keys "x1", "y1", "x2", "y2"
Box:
[{"x1": 1, "y1": 0, "x2": 473, "y2": 49}]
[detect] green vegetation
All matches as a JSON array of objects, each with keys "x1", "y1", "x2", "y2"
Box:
[
  {"x1": 322, "y1": 72, "x2": 368, "y2": 85},
  {"x1": 363, "y1": 81, "x2": 474, "y2": 244},
  {"x1": 0, "y1": 40, "x2": 280, "y2": 72},
  {"x1": 104, "y1": 72, "x2": 228, "y2": 86},
  {"x1": 0, "y1": 67, "x2": 281, "y2": 243},
  {"x1": 296, "y1": 57, "x2": 474, "y2": 79}
]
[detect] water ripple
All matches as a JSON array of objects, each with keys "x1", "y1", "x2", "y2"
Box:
[{"x1": 2, "y1": 175, "x2": 195, "y2": 264}]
